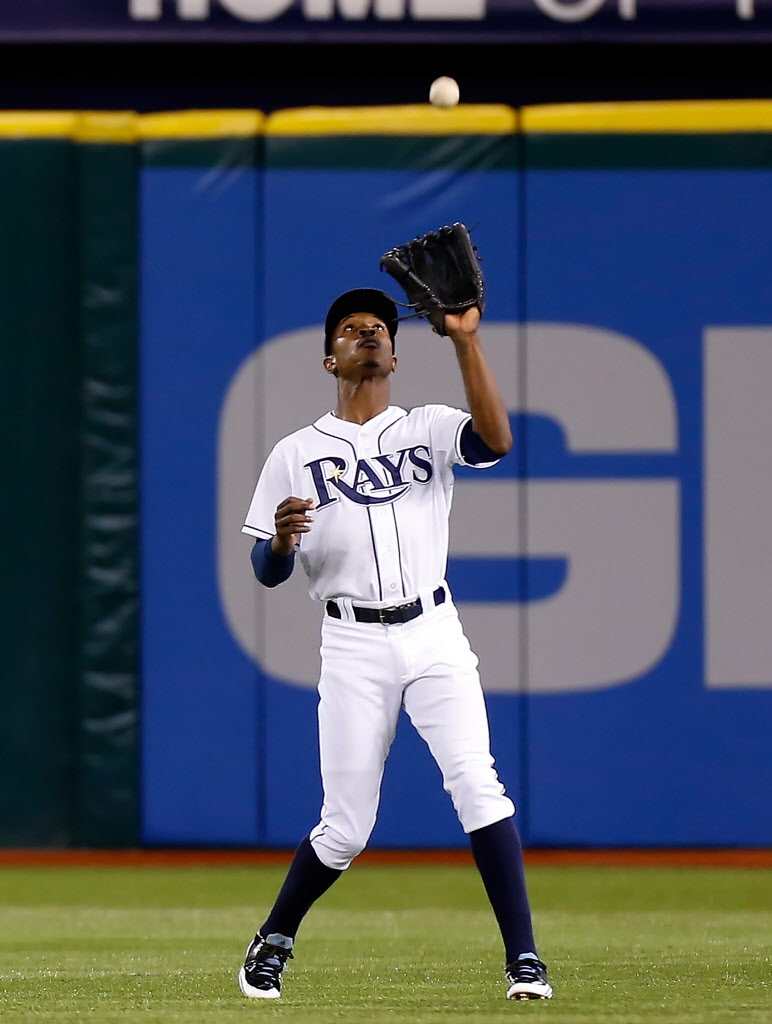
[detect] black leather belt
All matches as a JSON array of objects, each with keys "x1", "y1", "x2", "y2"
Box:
[{"x1": 326, "y1": 586, "x2": 445, "y2": 625}]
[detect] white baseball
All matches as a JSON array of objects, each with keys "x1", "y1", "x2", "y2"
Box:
[{"x1": 429, "y1": 76, "x2": 460, "y2": 109}]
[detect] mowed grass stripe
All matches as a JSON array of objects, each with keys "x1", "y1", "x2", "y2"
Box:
[{"x1": 0, "y1": 865, "x2": 769, "y2": 1023}]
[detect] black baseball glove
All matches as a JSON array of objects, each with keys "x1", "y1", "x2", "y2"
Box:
[{"x1": 379, "y1": 222, "x2": 485, "y2": 337}]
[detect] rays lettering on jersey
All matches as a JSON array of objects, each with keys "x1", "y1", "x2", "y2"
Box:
[{"x1": 305, "y1": 446, "x2": 433, "y2": 507}]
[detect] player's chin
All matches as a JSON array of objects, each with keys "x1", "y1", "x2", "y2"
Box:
[{"x1": 360, "y1": 358, "x2": 390, "y2": 375}]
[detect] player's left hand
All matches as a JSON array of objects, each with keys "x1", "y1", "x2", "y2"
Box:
[{"x1": 445, "y1": 305, "x2": 481, "y2": 341}]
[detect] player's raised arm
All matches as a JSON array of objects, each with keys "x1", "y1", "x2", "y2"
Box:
[
  {"x1": 444, "y1": 307, "x2": 513, "y2": 456},
  {"x1": 380, "y1": 221, "x2": 511, "y2": 457}
]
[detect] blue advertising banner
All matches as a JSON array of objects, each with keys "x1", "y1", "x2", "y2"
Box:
[
  {"x1": 4, "y1": 0, "x2": 772, "y2": 43},
  {"x1": 516, "y1": 102, "x2": 772, "y2": 845},
  {"x1": 140, "y1": 103, "x2": 772, "y2": 850},
  {"x1": 139, "y1": 114, "x2": 265, "y2": 845},
  {"x1": 140, "y1": 106, "x2": 525, "y2": 847}
]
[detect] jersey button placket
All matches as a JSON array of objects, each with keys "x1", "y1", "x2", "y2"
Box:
[
  {"x1": 377, "y1": 502, "x2": 403, "y2": 600},
  {"x1": 363, "y1": 429, "x2": 401, "y2": 600}
]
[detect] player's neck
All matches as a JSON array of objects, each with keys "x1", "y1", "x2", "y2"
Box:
[{"x1": 333, "y1": 379, "x2": 390, "y2": 425}]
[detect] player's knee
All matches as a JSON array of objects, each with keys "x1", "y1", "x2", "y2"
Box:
[
  {"x1": 446, "y1": 763, "x2": 514, "y2": 833},
  {"x1": 310, "y1": 826, "x2": 370, "y2": 871}
]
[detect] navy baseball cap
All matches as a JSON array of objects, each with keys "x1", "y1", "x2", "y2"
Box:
[{"x1": 324, "y1": 288, "x2": 399, "y2": 354}]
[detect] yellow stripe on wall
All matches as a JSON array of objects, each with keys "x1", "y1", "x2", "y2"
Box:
[
  {"x1": 138, "y1": 110, "x2": 265, "y2": 139},
  {"x1": 267, "y1": 105, "x2": 518, "y2": 136},
  {"x1": 76, "y1": 112, "x2": 138, "y2": 143},
  {"x1": 0, "y1": 111, "x2": 137, "y2": 142},
  {"x1": 6, "y1": 102, "x2": 772, "y2": 141},
  {"x1": 0, "y1": 112, "x2": 79, "y2": 138},
  {"x1": 522, "y1": 100, "x2": 772, "y2": 134}
]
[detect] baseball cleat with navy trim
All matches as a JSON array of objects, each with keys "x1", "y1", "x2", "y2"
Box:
[
  {"x1": 505, "y1": 955, "x2": 553, "y2": 1000},
  {"x1": 238, "y1": 932, "x2": 294, "y2": 999}
]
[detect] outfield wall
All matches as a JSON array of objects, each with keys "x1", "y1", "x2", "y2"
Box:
[{"x1": 2, "y1": 102, "x2": 772, "y2": 848}]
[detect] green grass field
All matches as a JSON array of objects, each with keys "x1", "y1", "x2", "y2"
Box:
[{"x1": 0, "y1": 862, "x2": 770, "y2": 1023}]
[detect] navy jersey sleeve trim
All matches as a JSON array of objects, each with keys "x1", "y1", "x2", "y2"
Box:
[
  {"x1": 459, "y1": 419, "x2": 503, "y2": 466},
  {"x1": 242, "y1": 525, "x2": 273, "y2": 539},
  {"x1": 251, "y1": 537, "x2": 295, "y2": 588}
]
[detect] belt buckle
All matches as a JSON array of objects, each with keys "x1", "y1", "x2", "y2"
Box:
[{"x1": 378, "y1": 605, "x2": 400, "y2": 624}]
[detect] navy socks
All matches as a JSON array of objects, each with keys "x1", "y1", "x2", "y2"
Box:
[
  {"x1": 469, "y1": 816, "x2": 537, "y2": 964},
  {"x1": 260, "y1": 835, "x2": 342, "y2": 939},
  {"x1": 260, "y1": 818, "x2": 536, "y2": 961}
]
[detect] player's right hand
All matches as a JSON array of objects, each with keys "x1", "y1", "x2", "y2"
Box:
[{"x1": 272, "y1": 496, "x2": 314, "y2": 556}]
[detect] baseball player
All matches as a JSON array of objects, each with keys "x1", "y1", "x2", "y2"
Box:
[{"x1": 238, "y1": 287, "x2": 552, "y2": 1002}]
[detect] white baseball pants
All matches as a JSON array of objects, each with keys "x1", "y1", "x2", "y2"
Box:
[{"x1": 309, "y1": 592, "x2": 515, "y2": 871}]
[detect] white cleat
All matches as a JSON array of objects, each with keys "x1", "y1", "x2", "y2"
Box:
[
  {"x1": 505, "y1": 956, "x2": 553, "y2": 1000},
  {"x1": 238, "y1": 964, "x2": 282, "y2": 999},
  {"x1": 238, "y1": 932, "x2": 293, "y2": 999}
]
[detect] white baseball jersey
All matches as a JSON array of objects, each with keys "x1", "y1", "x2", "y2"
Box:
[{"x1": 242, "y1": 403, "x2": 499, "y2": 603}]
